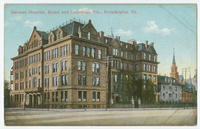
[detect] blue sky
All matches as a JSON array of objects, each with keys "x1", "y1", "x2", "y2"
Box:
[{"x1": 4, "y1": 4, "x2": 197, "y2": 80}]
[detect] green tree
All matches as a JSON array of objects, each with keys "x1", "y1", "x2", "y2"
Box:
[
  {"x1": 120, "y1": 77, "x2": 156, "y2": 105},
  {"x1": 4, "y1": 80, "x2": 10, "y2": 107}
]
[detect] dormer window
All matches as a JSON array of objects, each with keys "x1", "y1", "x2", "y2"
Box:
[
  {"x1": 50, "y1": 35, "x2": 54, "y2": 43},
  {"x1": 88, "y1": 32, "x2": 91, "y2": 40},
  {"x1": 58, "y1": 31, "x2": 62, "y2": 40}
]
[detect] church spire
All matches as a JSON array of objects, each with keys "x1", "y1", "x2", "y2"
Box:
[{"x1": 172, "y1": 48, "x2": 176, "y2": 64}]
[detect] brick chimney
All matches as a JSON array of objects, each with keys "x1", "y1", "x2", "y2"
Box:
[
  {"x1": 150, "y1": 42, "x2": 154, "y2": 47},
  {"x1": 145, "y1": 40, "x2": 148, "y2": 48}
]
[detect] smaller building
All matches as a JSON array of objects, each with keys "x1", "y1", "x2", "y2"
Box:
[
  {"x1": 158, "y1": 76, "x2": 182, "y2": 104},
  {"x1": 181, "y1": 82, "x2": 194, "y2": 104}
]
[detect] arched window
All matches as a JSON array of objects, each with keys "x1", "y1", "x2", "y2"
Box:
[{"x1": 88, "y1": 32, "x2": 90, "y2": 40}]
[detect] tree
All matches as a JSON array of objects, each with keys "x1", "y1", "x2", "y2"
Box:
[
  {"x1": 142, "y1": 80, "x2": 156, "y2": 104},
  {"x1": 120, "y1": 77, "x2": 156, "y2": 105},
  {"x1": 4, "y1": 80, "x2": 10, "y2": 107}
]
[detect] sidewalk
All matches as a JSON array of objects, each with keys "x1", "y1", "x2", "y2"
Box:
[{"x1": 5, "y1": 107, "x2": 197, "y2": 112}]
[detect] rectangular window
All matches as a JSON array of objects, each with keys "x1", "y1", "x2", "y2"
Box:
[
  {"x1": 75, "y1": 45, "x2": 79, "y2": 55},
  {"x1": 78, "y1": 61, "x2": 86, "y2": 71},
  {"x1": 78, "y1": 61, "x2": 81, "y2": 70},
  {"x1": 97, "y1": 92, "x2": 100, "y2": 102},
  {"x1": 82, "y1": 62, "x2": 86, "y2": 71},
  {"x1": 52, "y1": 48, "x2": 58, "y2": 59},
  {"x1": 44, "y1": 78, "x2": 49, "y2": 87},
  {"x1": 52, "y1": 92, "x2": 54, "y2": 102},
  {"x1": 38, "y1": 66, "x2": 40, "y2": 75},
  {"x1": 144, "y1": 53, "x2": 146, "y2": 60},
  {"x1": 38, "y1": 78, "x2": 40, "y2": 87},
  {"x1": 61, "y1": 60, "x2": 67, "y2": 71},
  {"x1": 78, "y1": 91, "x2": 82, "y2": 102},
  {"x1": 96, "y1": 77, "x2": 100, "y2": 86},
  {"x1": 87, "y1": 47, "x2": 90, "y2": 57},
  {"x1": 92, "y1": 62, "x2": 100, "y2": 73},
  {"x1": 52, "y1": 62, "x2": 58, "y2": 72},
  {"x1": 91, "y1": 48, "x2": 95, "y2": 58},
  {"x1": 78, "y1": 75, "x2": 82, "y2": 85},
  {"x1": 20, "y1": 82, "x2": 24, "y2": 90},
  {"x1": 121, "y1": 51, "x2": 124, "y2": 57},
  {"x1": 60, "y1": 45, "x2": 67, "y2": 57},
  {"x1": 83, "y1": 91, "x2": 87, "y2": 102},
  {"x1": 143, "y1": 74, "x2": 147, "y2": 80},
  {"x1": 44, "y1": 65, "x2": 49, "y2": 74},
  {"x1": 149, "y1": 54, "x2": 152, "y2": 61},
  {"x1": 143, "y1": 64, "x2": 146, "y2": 71},
  {"x1": 113, "y1": 48, "x2": 118, "y2": 56},
  {"x1": 82, "y1": 46, "x2": 86, "y2": 56},
  {"x1": 61, "y1": 74, "x2": 68, "y2": 86},
  {"x1": 114, "y1": 74, "x2": 118, "y2": 82},
  {"x1": 29, "y1": 80, "x2": 31, "y2": 88},
  {"x1": 61, "y1": 91, "x2": 64, "y2": 102},
  {"x1": 20, "y1": 72, "x2": 24, "y2": 79},
  {"x1": 33, "y1": 77, "x2": 37, "y2": 88},
  {"x1": 65, "y1": 91, "x2": 68, "y2": 101},
  {"x1": 154, "y1": 66, "x2": 156, "y2": 72},
  {"x1": 98, "y1": 49, "x2": 102, "y2": 59},
  {"x1": 83, "y1": 75, "x2": 87, "y2": 86},
  {"x1": 15, "y1": 73, "x2": 18, "y2": 80},
  {"x1": 92, "y1": 91, "x2": 96, "y2": 102},
  {"x1": 52, "y1": 76, "x2": 58, "y2": 86},
  {"x1": 92, "y1": 77, "x2": 96, "y2": 86}
]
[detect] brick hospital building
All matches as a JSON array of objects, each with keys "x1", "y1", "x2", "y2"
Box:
[{"x1": 10, "y1": 19, "x2": 159, "y2": 108}]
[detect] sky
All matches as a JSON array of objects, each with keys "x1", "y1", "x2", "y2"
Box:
[{"x1": 4, "y1": 4, "x2": 197, "y2": 80}]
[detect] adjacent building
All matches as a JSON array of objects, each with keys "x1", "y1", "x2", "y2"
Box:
[
  {"x1": 10, "y1": 19, "x2": 159, "y2": 108},
  {"x1": 158, "y1": 76, "x2": 182, "y2": 103}
]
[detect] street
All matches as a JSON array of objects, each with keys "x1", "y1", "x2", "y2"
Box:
[{"x1": 4, "y1": 108, "x2": 197, "y2": 126}]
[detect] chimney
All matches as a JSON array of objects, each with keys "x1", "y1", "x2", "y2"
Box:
[
  {"x1": 145, "y1": 40, "x2": 148, "y2": 48},
  {"x1": 128, "y1": 40, "x2": 137, "y2": 45},
  {"x1": 88, "y1": 19, "x2": 91, "y2": 24},
  {"x1": 34, "y1": 26, "x2": 37, "y2": 30},
  {"x1": 150, "y1": 42, "x2": 154, "y2": 47},
  {"x1": 99, "y1": 31, "x2": 104, "y2": 38},
  {"x1": 116, "y1": 36, "x2": 120, "y2": 41}
]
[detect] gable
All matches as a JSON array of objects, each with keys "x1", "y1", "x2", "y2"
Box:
[{"x1": 28, "y1": 28, "x2": 42, "y2": 49}]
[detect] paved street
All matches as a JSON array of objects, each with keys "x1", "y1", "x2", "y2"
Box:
[{"x1": 4, "y1": 108, "x2": 197, "y2": 126}]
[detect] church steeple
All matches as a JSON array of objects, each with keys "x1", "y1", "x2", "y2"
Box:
[
  {"x1": 170, "y1": 48, "x2": 179, "y2": 81},
  {"x1": 172, "y1": 48, "x2": 176, "y2": 64}
]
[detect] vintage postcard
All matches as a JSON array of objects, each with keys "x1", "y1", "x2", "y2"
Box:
[{"x1": 4, "y1": 4, "x2": 197, "y2": 126}]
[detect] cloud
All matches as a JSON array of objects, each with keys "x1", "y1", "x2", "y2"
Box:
[
  {"x1": 25, "y1": 20, "x2": 42, "y2": 28},
  {"x1": 143, "y1": 20, "x2": 172, "y2": 36},
  {"x1": 116, "y1": 29, "x2": 133, "y2": 36}
]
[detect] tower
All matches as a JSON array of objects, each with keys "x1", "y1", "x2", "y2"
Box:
[{"x1": 170, "y1": 48, "x2": 179, "y2": 81}]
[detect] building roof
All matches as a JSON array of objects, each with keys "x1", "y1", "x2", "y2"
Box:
[
  {"x1": 49, "y1": 21, "x2": 85, "y2": 37},
  {"x1": 136, "y1": 43, "x2": 157, "y2": 55},
  {"x1": 158, "y1": 75, "x2": 181, "y2": 86}
]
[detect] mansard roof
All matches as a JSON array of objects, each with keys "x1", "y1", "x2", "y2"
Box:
[
  {"x1": 136, "y1": 43, "x2": 157, "y2": 55},
  {"x1": 49, "y1": 21, "x2": 85, "y2": 37},
  {"x1": 37, "y1": 30, "x2": 49, "y2": 45}
]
